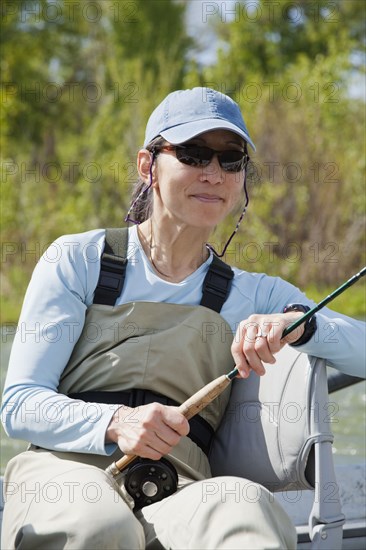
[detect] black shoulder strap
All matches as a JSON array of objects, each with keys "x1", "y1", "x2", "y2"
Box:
[
  {"x1": 93, "y1": 228, "x2": 129, "y2": 305},
  {"x1": 93, "y1": 228, "x2": 234, "y2": 311},
  {"x1": 200, "y1": 254, "x2": 234, "y2": 313}
]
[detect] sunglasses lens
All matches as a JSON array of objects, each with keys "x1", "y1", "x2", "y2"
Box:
[
  {"x1": 218, "y1": 151, "x2": 245, "y2": 172},
  {"x1": 175, "y1": 147, "x2": 211, "y2": 167},
  {"x1": 174, "y1": 146, "x2": 248, "y2": 172}
]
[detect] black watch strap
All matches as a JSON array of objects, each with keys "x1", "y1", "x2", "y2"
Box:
[{"x1": 283, "y1": 303, "x2": 317, "y2": 346}]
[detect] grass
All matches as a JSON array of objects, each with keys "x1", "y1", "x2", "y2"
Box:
[
  {"x1": 304, "y1": 285, "x2": 366, "y2": 319},
  {"x1": 1, "y1": 297, "x2": 23, "y2": 325}
]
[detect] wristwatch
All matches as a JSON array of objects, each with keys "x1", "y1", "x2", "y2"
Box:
[{"x1": 282, "y1": 304, "x2": 317, "y2": 346}]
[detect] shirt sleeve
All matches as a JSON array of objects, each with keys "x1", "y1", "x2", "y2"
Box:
[{"x1": 1, "y1": 230, "x2": 120, "y2": 455}]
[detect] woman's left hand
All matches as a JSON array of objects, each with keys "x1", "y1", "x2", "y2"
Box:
[{"x1": 231, "y1": 312, "x2": 305, "y2": 378}]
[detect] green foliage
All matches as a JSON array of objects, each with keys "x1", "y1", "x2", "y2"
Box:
[
  {"x1": 1, "y1": 0, "x2": 365, "y2": 322},
  {"x1": 305, "y1": 284, "x2": 366, "y2": 318},
  {"x1": 209, "y1": 0, "x2": 364, "y2": 81},
  {"x1": 1, "y1": 1, "x2": 193, "y2": 321},
  {"x1": 200, "y1": 0, "x2": 365, "y2": 287}
]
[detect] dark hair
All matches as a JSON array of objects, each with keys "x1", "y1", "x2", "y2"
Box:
[{"x1": 127, "y1": 136, "x2": 165, "y2": 224}]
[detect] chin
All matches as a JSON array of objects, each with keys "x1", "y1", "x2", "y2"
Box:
[{"x1": 190, "y1": 215, "x2": 226, "y2": 230}]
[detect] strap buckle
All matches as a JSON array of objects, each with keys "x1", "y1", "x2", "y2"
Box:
[
  {"x1": 98, "y1": 256, "x2": 126, "y2": 292},
  {"x1": 202, "y1": 259, "x2": 234, "y2": 300},
  {"x1": 94, "y1": 252, "x2": 127, "y2": 305}
]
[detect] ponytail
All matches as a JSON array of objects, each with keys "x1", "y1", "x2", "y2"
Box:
[{"x1": 126, "y1": 136, "x2": 165, "y2": 224}]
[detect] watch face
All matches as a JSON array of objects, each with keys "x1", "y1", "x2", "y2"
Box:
[{"x1": 284, "y1": 304, "x2": 310, "y2": 314}]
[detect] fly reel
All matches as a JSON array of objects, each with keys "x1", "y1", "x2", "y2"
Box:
[{"x1": 125, "y1": 457, "x2": 178, "y2": 510}]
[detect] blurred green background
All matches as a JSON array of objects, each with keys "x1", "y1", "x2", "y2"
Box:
[{"x1": 1, "y1": 0, "x2": 365, "y2": 322}]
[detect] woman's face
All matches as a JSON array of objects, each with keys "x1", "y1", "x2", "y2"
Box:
[{"x1": 139, "y1": 129, "x2": 246, "y2": 230}]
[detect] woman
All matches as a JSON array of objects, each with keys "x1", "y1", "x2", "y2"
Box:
[{"x1": 1, "y1": 87, "x2": 365, "y2": 549}]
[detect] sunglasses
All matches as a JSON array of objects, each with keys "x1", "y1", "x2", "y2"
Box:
[{"x1": 158, "y1": 144, "x2": 249, "y2": 173}]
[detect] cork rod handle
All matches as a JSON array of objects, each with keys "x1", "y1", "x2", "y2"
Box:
[{"x1": 109, "y1": 373, "x2": 231, "y2": 475}]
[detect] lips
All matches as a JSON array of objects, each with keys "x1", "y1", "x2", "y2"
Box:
[{"x1": 191, "y1": 194, "x2": 224, "y2": 203}]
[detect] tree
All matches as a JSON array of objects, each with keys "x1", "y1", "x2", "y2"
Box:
[
  {"x1": 1, "y1": 0, "x2": 193, "y2": 322},
  {"x1": 199, "y1": 0, "x2": 365, "y2": 286}
]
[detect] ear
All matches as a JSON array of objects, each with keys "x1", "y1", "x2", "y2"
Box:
[{"x1": 137, "y1": 149, "x2": 156, "y2": 184}]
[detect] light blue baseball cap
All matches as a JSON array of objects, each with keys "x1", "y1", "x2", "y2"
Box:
[{"x1": 143, "y1": 87, "x2": 256, "y2": 151}]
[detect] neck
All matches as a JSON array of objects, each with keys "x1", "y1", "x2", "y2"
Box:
[{"x1": 137, "y1": 218, "x2": 211, "y2": 282}]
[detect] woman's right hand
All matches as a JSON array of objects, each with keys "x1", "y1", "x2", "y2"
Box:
[{"x1": 105, "y1": 403, "x2": 190, "y2": 460}]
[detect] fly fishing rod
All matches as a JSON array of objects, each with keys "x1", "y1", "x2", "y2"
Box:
[{"x1": 106, "y1": 266, "x2": 366, "y2": 479}]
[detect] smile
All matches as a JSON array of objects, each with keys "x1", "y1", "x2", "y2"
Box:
[{"x1": 191, "y1": 194, "x2": 224, "y2": 203}]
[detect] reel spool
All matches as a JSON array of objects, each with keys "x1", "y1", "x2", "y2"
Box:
[{"x1": 125, "y1": 457, "x2": 178, "y2": 510}]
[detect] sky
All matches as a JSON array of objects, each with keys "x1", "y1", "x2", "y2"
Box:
[
  {"x1": 184, "y1": 0, "x2": 365, "y2": 99},
  {"x1": 185, "y1": 0, "x2": 236, "y2": 64}
]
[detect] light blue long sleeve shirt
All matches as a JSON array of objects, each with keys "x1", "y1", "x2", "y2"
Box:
[{"x1": 2, "y1": 226, "x2": 365, "y2": 455}]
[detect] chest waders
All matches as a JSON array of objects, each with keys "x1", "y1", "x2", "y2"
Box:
[{"x1": 58, "y1": 228, "x2": 236, "y2": 509}]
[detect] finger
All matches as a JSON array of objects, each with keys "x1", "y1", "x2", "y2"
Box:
[
  {"x1": 163, "y1": 407, "x2": 190, "y2": 436},
  {"x1": 242, "y1": 343, "x2": 266, "y2": 376},
  {"x1": 133, "y1": 443, "x2": 165, "y2": 461},
  {"x1": 155, "y1": 424, "x2": 182, "y2": 448},
  {"x1": 140, "y1": 407, "x2": 186, "y2": 451},
  {"x1": 122, "y1": 428, "x2": 174, "y2": 459},
  {"x1": 135, "y1": 403, "x2": 185, "y2": 436},
  {"x1": 245, "y1": 322, "x2": 260, "y2": 344},
  {"x1": 150, "y1": 433, "x2": 176, "y2": 456},
  {"x1": 240, "y1": 324, "x2": 266, "y2": 375},
  {"x1": 254, "y1": 335, "x2": 276, "y2": 364},
  {"x1": 231, "y1": 322, "x2": 253, "y2": 378},
  {"x1": 231, "y1": 337, "x2": 251, "y2": 378},
  {"x1": 264, "y1": 322, "x2": 284, "y2": 355}
]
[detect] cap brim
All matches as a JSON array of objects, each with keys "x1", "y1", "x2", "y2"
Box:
[{"x1": 160, "y1": 119, "x2": 256, "y2": 151}]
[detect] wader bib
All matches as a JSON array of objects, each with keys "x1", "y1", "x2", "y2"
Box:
[{"x1": 57, "y1": 228, "x2": 236, "y2": 481}]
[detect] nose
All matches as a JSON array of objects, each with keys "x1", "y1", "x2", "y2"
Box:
[{"x1": 198, "y1": 154, "x2": 223, "y2": 184}]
